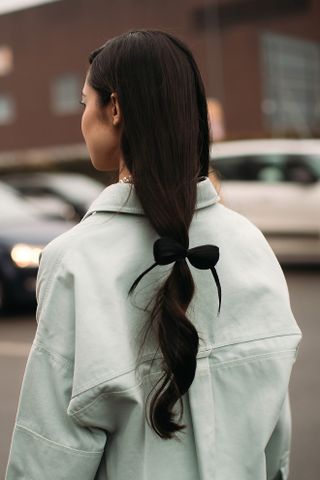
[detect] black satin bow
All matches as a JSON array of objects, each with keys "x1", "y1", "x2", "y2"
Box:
[{"x1": 128, "y1": 236, "x2": 221, "y2": 315}]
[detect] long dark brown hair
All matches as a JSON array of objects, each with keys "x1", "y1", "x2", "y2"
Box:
[{"x1": 87, "y1": 29, "x2": 213, "y2": 439}]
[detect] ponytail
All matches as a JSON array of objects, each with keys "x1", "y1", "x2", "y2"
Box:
[
  {"x1": 148, "y1": 260, "x2": 198, "y2": 437},
  {"x1": 88, "y1": 29, "x2": 221, "y2": 439}
]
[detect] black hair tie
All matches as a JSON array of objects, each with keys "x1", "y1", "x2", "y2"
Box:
[{"x1": 128, "y1": 236, "x2": 221, "y2": 315}]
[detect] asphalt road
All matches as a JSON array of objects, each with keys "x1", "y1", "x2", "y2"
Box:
[{"x1": 0, "y1": 267, "x2": 319, "y2": 479}]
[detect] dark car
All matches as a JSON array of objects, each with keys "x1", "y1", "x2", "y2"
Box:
[
  {"x1": 0, "y1": 181, "x2": 76, "y2": 312},
  {"x1": 2, "y1": 172, "x2": 105, "y2": 222}
]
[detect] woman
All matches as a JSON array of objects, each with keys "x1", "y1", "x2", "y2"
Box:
[{"x1": 6, "y1": 29, "x2": 301, "y2": 480}]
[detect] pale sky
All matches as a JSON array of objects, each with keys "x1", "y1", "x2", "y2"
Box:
[{"x1": 0, "y1": 0, "x2": 61, "y2": 15}]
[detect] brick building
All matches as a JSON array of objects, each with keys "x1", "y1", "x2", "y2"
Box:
[{"x1": 0, "y1": 0, "x2": 319, "y2": 172}]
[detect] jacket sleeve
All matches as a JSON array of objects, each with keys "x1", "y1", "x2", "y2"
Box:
[
  {"x1": 265, "y1": 392, "x2": 292, "y2": 480},
  {"x1": 5, "y1": 242, "x2": 107, "y2": 480}
]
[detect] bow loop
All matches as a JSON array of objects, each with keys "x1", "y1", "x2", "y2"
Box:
[
  {"x1": 153, "y1": 237, "x2": 188, "y2": 265},
  {"x1": 129, "y1": 236, "x2": 222, "y2": 315},
  {"x1": 187, "y1": 245, "x2": 219, "y2": 270}
]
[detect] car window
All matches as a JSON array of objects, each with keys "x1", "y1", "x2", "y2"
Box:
[
  {"x1": 300, "y1": 155, "x2": 320, "y2": 178},
  {"x1": 283, "y1": 156, "x2": 319, "y2": 183},
  {"x1": 212, "y1": 153, "x2": 320, "y2": 183},
  {"x1": 212, "y1": 155, "x2": 285, "y2": 181}
]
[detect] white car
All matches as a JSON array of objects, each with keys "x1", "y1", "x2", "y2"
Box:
[
  {"x1": 2, "y1": 172, "x2": 105, "y2": 222},
  {"x1": 209, "y1": 139, "x2": 320, "y2": 265}
]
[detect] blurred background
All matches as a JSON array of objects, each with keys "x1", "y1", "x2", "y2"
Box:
[{"x1": 0, "y1": 0, "x2": 319, "y2": 477}]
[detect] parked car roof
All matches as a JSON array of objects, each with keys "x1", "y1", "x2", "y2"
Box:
[
  {"x1": 2, "y1": 172, "x2": 105, "y2": 205},
  {"x1": 210, "y1": 138, "x2": 320, "y2": 158},
  {"x1": 1, "y1": 172, "x2": 106, "y2": 222}
]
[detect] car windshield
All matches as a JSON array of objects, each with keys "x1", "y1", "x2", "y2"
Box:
[
  {"x1": 212, "y1": 153, "x2": 320, "y2": 182},
  {"x1": 0, "y1": 182, "x2": 41, "y2": 222}
]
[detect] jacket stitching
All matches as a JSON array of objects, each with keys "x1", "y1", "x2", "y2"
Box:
[
  {"x1": 207, "y1": 349, "x2": 297, "y2": 369},
  {"x1": 70, "y1": 348, "x2": 298, "y2": 411},
  {"x1": 210, "y1": 331, "x2": 301, "y2": 351},
  {"x1": 70, "y1": 370, "x2": 171, "y2": 419},
  {"x1": 69, "y1": 380, "x2": 144, "y2": 417},
  {"x1": 15, "y1": 424, "x2": 104, "y2": 456},
  {"x1": 71, "y1": 331, "x2": 301, "y2": 396},
  {"x1": 32, "y1": 340, "x2": 74, "y2": 368},
  {"x1": 69, "y1": 350, "x2": 297, "y2": 421}
]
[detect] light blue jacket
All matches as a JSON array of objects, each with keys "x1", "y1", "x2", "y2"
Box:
[{"x1": 6, "y1": 177, "x2": 302, "y2": 480}]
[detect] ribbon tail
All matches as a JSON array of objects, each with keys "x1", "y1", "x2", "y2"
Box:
[
  {"x1": 128, "y1": 262, "x2": 158, "y2": 296},
  {"x1": 210, "y1": 266, "x2": 222, "y2": 315}
]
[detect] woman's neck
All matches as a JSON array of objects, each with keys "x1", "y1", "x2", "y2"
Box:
[{"x1": 118, "y1": 156, "x2": 132, "y2": 182}]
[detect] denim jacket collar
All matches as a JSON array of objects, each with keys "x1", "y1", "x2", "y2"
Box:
[{"x1": 82, "y1": 176, "x2": 220, "y2": 220}]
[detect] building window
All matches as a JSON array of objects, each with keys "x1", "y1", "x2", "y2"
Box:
[
  {"x1": 0, "y1": 45, "x2": 13, "y2": 76},
  {"x1": 261, "y1": 32, "x2": 320, "y2": 136},
  {"x1": 0, "y1": 94, "x2": 15, "y2": 124},
  {"x1": 51, "y1": 73, "x2": 82, "y2": 115}
]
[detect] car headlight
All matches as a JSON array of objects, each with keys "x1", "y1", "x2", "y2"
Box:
[{"x1": 10, "y1": 243, "x2": 43, "y2": 268}]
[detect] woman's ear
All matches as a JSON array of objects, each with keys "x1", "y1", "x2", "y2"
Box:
[{"x1": 110, "y1": 92, "x2": 122, "y2": 126}]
